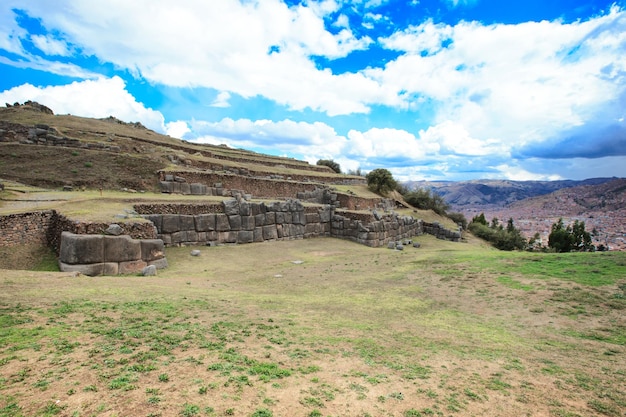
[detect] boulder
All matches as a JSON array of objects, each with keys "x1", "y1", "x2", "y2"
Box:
[
  {"x1": 140, "y1": 239, "x2": 165, "y2": 261},
  {"x1": 142, "y1": 265, "x2": 158, "y2": 276},
  {"x1": 190, "y1": 249, "x2": 201, "y2": 256},
  {"x1": 105, "y1": 224, "x2": 124, "y2": 236}
]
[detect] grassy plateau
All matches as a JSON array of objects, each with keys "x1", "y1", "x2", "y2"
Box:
[{"x1": 0, "y1": 236, "x2": 624, "y2": 417}]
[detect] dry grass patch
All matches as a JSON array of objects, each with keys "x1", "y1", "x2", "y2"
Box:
[{"x1": 0, "y1": 238, "x2": 624, "y2": 417}]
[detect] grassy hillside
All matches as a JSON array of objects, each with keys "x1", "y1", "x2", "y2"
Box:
[{"x1": 0, "y1": 238, "x2": 624, "y2": 416}]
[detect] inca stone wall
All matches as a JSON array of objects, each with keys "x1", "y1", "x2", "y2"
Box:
[
  {"x1": 58, "y1": 232, "x2": 167, "y2": 276},
  {"x1": 139, "y1": 199, "x2": 433, "y2": 248},
  {"x1": 0, "y1": 211, "x2": 56, "y2": 246}
]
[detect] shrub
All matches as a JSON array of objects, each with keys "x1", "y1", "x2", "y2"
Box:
[
  {"x1": 468, "y1": 214, "x2": 526, "y2": 251},
  {"x1": 402, "y1": 187, "x2": 449, "y2": 216}
]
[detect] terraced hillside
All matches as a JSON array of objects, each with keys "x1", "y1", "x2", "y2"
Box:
[{"x1": 0, "y1": 102, "x2": 363, "y2": 195}]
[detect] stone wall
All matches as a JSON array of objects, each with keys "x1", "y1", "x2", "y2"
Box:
[
  {"x1": 58, "y1": 232, "x2": 167, "y2": 276},
  {"x1": 158, "y1": 171, "x2": 321, "y2": 199},
  {"x1": 140, "y1": 199, "x2": 426, "y2": 248},
  {"x1": 0, "y1": 211, "x2": 56, "y2": 246}
]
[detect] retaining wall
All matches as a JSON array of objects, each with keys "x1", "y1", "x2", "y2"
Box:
[
  {"x1": 58, "y1": 232, "x2": 167, "y2": 276},
  {"x1": 138, "y1": 199, "x2": 431, "y2": 248},
  {"x1": 0, "y1": 211, "x2": 55, "y2": 246}
]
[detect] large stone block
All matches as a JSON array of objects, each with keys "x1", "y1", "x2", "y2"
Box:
[
  {"x1": 190, "y1": 183, "x2": 206, "y2": 195},
  {"x1": 219, "y1": 231, "x2": 238, "y2": 243},
  {"x1": 161, "y1": 214, "x2": 180, "y2": 233},
  {"x1": 228, "y1": 215, "x2": 242, "y2": 230},
  {"x1": 215, "y1": 214, "x2": 230, "y2": 231},
  {"x1": 239, "y1": 201, "x2": 250, "y2": 216},
  {"x1": 119, "y1": 260, "x2": 148, "y2": 274},
  {"x1": 241, "y1": 215, "x2": 255, "y2": 231},
  {"x1": 140, "y1": 239, "x2": 165, "y2": 262},
  {"x1": 195, "y1": 214, "x2": 216, "y2": 232},
  {"x1": 180, "y1": 215, "x2": 195, "y2": 231},
  {"x1": 59, "y1": 232, "x2": 104, "y2": 264},
  {"x1": 171, "y1": 231, "x2": 187, "y2": 244},
  {"x1": 253, "y1": 227, "x2": 264, "y2": 242},
  {"x1": 149, "y1": 258, "x2": 169, "y2": 269},
  {"x1": 254, "y1": 213, "x2": 265, "y2": 226},
  {"x1": 186, "y1": 231, "x2": 198, "y2": 243},
  {"x1": 223, "y1": 199, "x2": 239, "y2": 215},
  {"x1": 180, "y1": 183, "x2": 191, "y2": 195},
  {"x1": 144, "y1": 214, "x2": 163, "y2": 232},
  {"x1": 263, "y1": 225, "x2": 278, "y2": 240},
  {"x1": 237, "y1": 230, "x2": 254, "y2": 244},
  {"x1": 265, "y1": 212, "x2": 276, "y2": 225},
  {"x1": 160, "y1": 181, "x2": 172, "y2": 193},
  {"x1": 305, "y1": 213, "x2": 320, "y2": 223},
  {"x1": 104, "y1": 235, "x2": 141, "y2": 262},
  {"x1": 59, "y1": 261, "x2": 118, "y2": 277}
]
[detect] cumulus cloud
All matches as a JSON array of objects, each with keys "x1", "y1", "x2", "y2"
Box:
[
  {"x1": 1, "y1": 0, "x2": 376, "y2": 116},
  {"x1": 211, "y1": 92, "x2": 231, "y2": 108},
  {"x1": 188, "y1": 118, "x2": 348, "y2": 158},
  {"x1": 0, "y1": 76, "x2": 166, "y2": 132}
]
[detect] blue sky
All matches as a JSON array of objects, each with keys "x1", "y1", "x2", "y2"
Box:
[{"x1": 1, "y1": 0, "x2": 626, "y2": 181}]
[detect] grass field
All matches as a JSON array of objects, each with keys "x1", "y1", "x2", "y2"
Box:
[{"x1": 1, "y1": 236, "x2": 625, "y2": 417}]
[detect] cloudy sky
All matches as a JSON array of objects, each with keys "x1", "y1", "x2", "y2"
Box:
[{"x1": 1, "y1": 0, "x2": 625, "y2": 181}]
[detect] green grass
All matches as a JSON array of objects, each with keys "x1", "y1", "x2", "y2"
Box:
[{"x1": 0, "y1": 239, "x2": 624, "y2": 416}]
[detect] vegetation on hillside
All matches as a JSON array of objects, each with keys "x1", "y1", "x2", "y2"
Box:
[
  {"x1": 468, "y1": 213, "x2": 527, "y2": 251},
  {"x1": 548, "y1": 218, "x2": 595, "y2": 252},
  {"x1": 316, "y1": 159, "x2": 341, "y2": 173}
]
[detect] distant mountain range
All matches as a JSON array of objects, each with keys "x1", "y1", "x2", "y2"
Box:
[
  {"x1": 405, "y1": 177, "x2": 626, "y2": 250},
  {"x1": 405, "y1": 177, "x2": 622, "y2": 209}
]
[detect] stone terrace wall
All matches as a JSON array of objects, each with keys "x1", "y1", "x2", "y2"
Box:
[
  {"x1": 159, "y1": 171, "x2": 321, "y2": 199},
  {"x1": 47, "y1": 212, "x2": 157, "y2": 254},
  {"x1": 140, "y1": 199, "x2": 425, "y2": 248},
  {"x1": 0, "y1": 211, "x2": 55, "y2": 246},
  {"x1": 58, "y1": 232, "x2": 167, "y2": 276}
]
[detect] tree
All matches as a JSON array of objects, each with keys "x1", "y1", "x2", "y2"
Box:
[
  {"x1": 316, "y1": 159, "x2": 341, "y2": 174},
  {"x1": 548, "y1": 218, "x2": 573, "y2": 252},
  {"x1": 548, "y1": 218, "x2": 595, "y2": 252},
  {"x1": 366, "y1": 168, "x2": 397, "y2": 195}
]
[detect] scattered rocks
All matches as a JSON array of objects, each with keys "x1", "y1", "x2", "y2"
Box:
[
  {"x1": 105, "y1": 224, "x2": 124, "y2": 236},
  {"x1": 291, "y1": 260, "x2": 304, "y2": 264},
  {"x1": 142, "y1": 265, "x2": 157, "y2": 276}
]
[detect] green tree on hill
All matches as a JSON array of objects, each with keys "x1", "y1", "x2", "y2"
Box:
[
  {"x1": 548, "y1": 218, "x2": 594, "y2": 252},
  {"x1": 366, "y1": 168, "x2": 397, "y2": 195},
  {"x1": 316, "y1": 159, "x2": 341, "y2": 173}
]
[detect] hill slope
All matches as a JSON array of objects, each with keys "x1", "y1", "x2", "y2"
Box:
[{"x1": 0, "y1": 102, "x2": 359, "y2": 191}]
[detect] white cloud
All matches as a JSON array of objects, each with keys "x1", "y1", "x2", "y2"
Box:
[
  {"x1": 31, "y1": 34, "x2": 71, "y2": 56},
  {"x1": 347, "y1": 127, "x2": 438, "y2": 159},
  {"x1": 188, "y1": 117, "x2": 348, "y2": 158},
  {"x1": 165, "y1": 121, "x2": 190, "y2": 138},
  {"x1": 419, "y1": 121, "x2": 506, "y2": 156},
  {"x1": 375, "y1": 8, "x2": 626, "y2": 148},
  {"x1": 0, "y1": 76, "x2": 166, "y2": 132},
  {"x1": 2, "y1": 0, "x2": 374, "y2": 116},
  {"x1": 211, "y1": 92, "x2": 231, "y2": 108}
]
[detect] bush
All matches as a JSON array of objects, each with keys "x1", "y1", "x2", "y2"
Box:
[
  {"x1": 316, "y1": 159, "x2": 341, "y2": 173},
  {"x1": 468, "y1": 214, "x2": 526, "y2": 251},
  {"x1": 447, "y1": 212, "x2": 468, "y2": 229},
  {"x1": 366, "y1": 168, "x2": 397, "y2": 195},
  {"x1": 402, "y1": 187, "x2": 449, "y2": 216}
]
